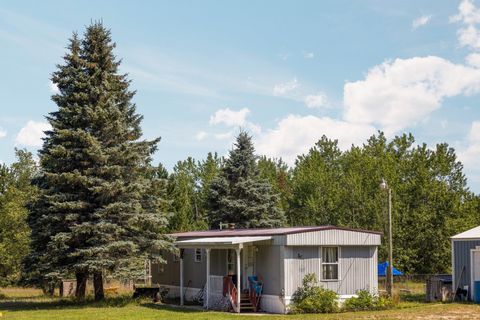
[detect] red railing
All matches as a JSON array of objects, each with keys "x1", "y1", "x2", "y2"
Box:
[
  {"x1": 248, "y1": 275, "x2": 263, "y2": 312},
  {"x1": 222, "y1": 276, "x2": 238, "y2": 312}
]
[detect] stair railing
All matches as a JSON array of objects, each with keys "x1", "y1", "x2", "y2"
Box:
[
  {"x1": 222, "y1": 276, "x2": 238, "y2": 312},
  {"x1": 248, "y1": 275, "x2": 263, "y2": 312}
]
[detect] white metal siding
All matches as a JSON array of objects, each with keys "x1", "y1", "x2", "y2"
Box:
[
  {"x1": 284, "y1": 245, "x2": 376, "y2": 296},
  {"x1": 284, "y1": 246, "x2": 320, "y2": 295},
  {"x1": 286, "y1": 229, "x2": 381, "y2": 246}
]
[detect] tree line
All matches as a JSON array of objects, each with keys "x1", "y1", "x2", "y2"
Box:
[{"x1": 0, "y1": 22, "x2": 479, "y2": 297}]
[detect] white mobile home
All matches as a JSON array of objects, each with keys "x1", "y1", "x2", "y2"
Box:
[
  {"x1": 152, "y1": 226, "x2": 381, "y2": 314},
  {"x1": 452, "y1": 226, "x2": 480, "y2": 301}
]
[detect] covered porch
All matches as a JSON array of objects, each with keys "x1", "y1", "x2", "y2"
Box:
[{"x1": 176, "y1": 236, "x2": 270, "y2": 313}]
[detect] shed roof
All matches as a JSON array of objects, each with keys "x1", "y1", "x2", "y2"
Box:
[
  {"x1": 171, "y1": 225, "x2": 382, "y2": 239},
  {"x1": 451, "y1": 226, "x2": 480, "y2": 240}
]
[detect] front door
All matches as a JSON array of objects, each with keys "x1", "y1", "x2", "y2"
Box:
[{"x1": 243, "y1": 245, "x2": 255, "y2": 289}]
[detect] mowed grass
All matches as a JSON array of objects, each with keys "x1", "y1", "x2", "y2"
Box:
[{"x1": 2, "y1": 288, "x2": 480, "y2": 320}]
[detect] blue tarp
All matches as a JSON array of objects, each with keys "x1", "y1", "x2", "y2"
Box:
[{"x1": 378, "y1": 262, "x2": 403, "y2": 276}]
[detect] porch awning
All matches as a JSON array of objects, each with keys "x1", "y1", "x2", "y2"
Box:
[{"x1": 176, "y1": 236, "x2": 272, "y2": 248}]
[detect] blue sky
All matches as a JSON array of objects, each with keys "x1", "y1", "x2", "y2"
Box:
[{"x1": 1, "y1": 0, "x2": 480, "y2": 192}]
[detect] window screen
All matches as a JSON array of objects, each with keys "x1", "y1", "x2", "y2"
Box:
[{"x1": 322, "y1": 247, "x2": 339, "y2": 280}]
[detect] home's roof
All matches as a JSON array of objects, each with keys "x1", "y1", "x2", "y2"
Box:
[
  {"x1": 176, "y1": 236, "x2": 272, "y2": 247},
  {"x1": 452, "y1": 226, "x2": 480, "y2": 240},
  {"x1": 171, "y1": 225, "x2": 382, "y2": 239}
]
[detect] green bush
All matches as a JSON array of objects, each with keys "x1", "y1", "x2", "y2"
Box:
[
  {"x1": 290, "y1": 273, "x2": 338, "y2": 314},
  {"x1": 343, "y1": 290, "x2": 394, "y2": 311}
]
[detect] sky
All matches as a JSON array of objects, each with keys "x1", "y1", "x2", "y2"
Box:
[{"x1": 1, "y1": 0, "x2": 480, "y2": 192}]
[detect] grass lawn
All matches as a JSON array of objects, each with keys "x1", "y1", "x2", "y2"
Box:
[{"x1": 1, "y1": 288, "x2": 480, "y2": 320}]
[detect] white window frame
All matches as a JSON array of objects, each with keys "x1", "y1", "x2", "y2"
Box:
[
  {"x1": 226, "y1": 249, "x2": 236, "y2": 274},
  {"x1": 320, "y1": 246, "x2": 340, "y2": 282},
  {"x1": 194, "y1": 248, "x2": 202, "y2": 262}
]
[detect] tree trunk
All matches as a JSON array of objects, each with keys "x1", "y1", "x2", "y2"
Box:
[
  {"x1": 75, "y1": 272, "x2": 87, "y2": 299},
  {"x1": 93, "y1": 272, "x2": 104, "y2": 301},
  {"x1": 44, "y1": 282, "x2": 55, "y2": 297}
]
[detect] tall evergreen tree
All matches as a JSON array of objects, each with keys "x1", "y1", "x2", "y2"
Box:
[
  {"x1": 207, "y1": 132, "x2": 285, "y2": 228},
  {"x1": 25, "y1": 23, "x2": 172, "y2": 300}
]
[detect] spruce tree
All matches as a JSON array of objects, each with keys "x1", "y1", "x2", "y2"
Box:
[
  {"x1": 207, "y1": 132, "x2": 285, "y2": 228},
  {"x1": 26, "y1": 23, "x2": 172, "y2": 300}
]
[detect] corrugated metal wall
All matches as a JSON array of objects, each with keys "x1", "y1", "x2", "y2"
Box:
[
  {"x1": 453, "y1": 239, "x2": 480, "y2": 299},
  {"x1": 283, "y1": 245, "x2": 377, "y2": 296},
  {"x1": 255, "y1": 245, "x2": 282, "y2": 295},
  {"x1": 286, "y1": 229, "x2": 381, "y2": 246}
]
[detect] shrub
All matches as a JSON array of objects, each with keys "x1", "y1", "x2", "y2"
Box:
[
  {"x1": 343, "y1": 290, "x2": 394, "y2": 311},
  {"x1": 290, "y1": 273, "x2": 338, "y2": 314}
]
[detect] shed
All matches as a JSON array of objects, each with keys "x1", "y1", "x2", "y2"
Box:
[
  {"x1": 451, "y1": 226, "x2": 480, "y2": 300},
  {"x1": 151, "y1": 225, "x2": 381, "y2": 314}
]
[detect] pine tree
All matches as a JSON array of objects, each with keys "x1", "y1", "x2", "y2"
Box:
[
  {"x1": 207, "y1": 132, "x2": 285, "y2": 228},
  {"x1": 25, "y1": 23, "x2": 172, "y2": 300}
]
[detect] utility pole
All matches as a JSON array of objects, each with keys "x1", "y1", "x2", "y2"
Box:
[{"x1": 380, "y1": 178, "x2": 393, "y2": 296}]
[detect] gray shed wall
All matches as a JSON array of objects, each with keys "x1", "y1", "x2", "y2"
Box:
[
  {"x1": 453, "y1": 239, "x2": 480, "y2": 299},
  {"x1": 284, "y1": 245, "x2": 377, "y2": 296}
]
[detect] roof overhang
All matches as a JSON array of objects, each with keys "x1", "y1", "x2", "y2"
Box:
[
  {"x1": 175, "y1": 236, "x2": 272, "y2": 249},
  {"x1": 451, "y1": 225, "x2": 480, "y2": 240}
]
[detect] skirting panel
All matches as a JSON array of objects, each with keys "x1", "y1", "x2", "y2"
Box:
[
  {"x1": 260, "y1": 294, "x2": 287, "y2": 314},
  {"x1": 159, "y1": 284, "x2": 201, "y2": 301}
]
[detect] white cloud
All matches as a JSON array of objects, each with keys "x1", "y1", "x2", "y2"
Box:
[
  {"x1": 195, "y1": 131, "x2": 208, "y2": 141},
  {"x1": 273, "y1": 78, "x2": 299, "y2": 96},
  {"x1": 412, "y1": 15, "x2": 432, "y2": 29},
  {"x1": 305, "y1": 94, "x2": 328, "y2": 109},
  {"x1": 304, "y1": 52, "x2": 314, "y2": 59},
  {"x1": 256, "y1": 115, "x2": 376, "y2": 165},
  {"x1": 450, "y1": 0, "x2": 480, "y2": 25},
  {"x1": 214, "y1": 131, "x2": 234, "y2": 140},
  {"x1": 209, "y1": 107, "x2": 261, "y2": 135},
  {"x1": 209, "y1": 108, "x2": 250, "y2": 127},
  {"x1": 469, "y1": 121, "x2": 480, "y2": 142},
  {"x1": 15, "y1": 120, "x2": 51, "y2": 147},
  {"x1": 0, "y1": 128, "x2": 6, "y2": 139},
  {"x1": 343, "y1": 56, "x2": 480, "y2": 135},
  {"x1": 466, "y1": 52, "x2": 480, "y2": 67},
  {"x1": 458, "y1": 25, "x2": 480, "y2": 49},
  {"x1": 459, "y1": 121, "x2": 480, "y2": 186},
  {"x1": 49, "y1": 80, "x2": 60, "y2": 94},
  {"x1": 450, "y1": 0, "x2": 480, "y2": 50}
]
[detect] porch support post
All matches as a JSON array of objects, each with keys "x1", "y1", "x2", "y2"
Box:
[
  {"x1": 236, "y1": 247, "x2": 241, "y2": 313},
  {"x1": 206, "y1": 248, "x2": 211, "y2": 309},
  {"x1": 180, "y1": 248, "x2": 184, "y2": 306}
]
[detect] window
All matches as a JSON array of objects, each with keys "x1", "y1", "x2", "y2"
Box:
[
  {"x1": 227, "y1": 249, "x2": 236, "y2": 274},
  {"x1": 195, "y1": 248, "x2": 202, "y2": 262},
  {"x1": 322, "y1": 247, "x2": 339, "y2": 280}
]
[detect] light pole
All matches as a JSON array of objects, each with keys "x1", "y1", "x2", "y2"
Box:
[{"x1": 380, "y1": 178, "x2": 393, "y2": 297}]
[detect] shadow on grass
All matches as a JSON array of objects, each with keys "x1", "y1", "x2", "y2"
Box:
[
  {"x1": 400, "y1": 293, "x2": 426, "y2": 302},
  {"x1": 0, "y1": 296, "x2": 207, "y2": 315},
  {"x1": 0, "y1": 295, "x2": 144, "y2": 312},
  {"x1": 140, "y1": 302, "x2": 204, "y2": 313}
]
